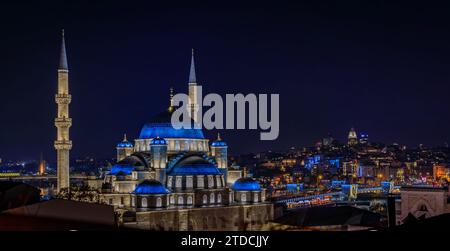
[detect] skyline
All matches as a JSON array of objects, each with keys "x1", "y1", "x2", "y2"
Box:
[{"x1": 2, "y1": 1, "x2": 450, "y2": 160}]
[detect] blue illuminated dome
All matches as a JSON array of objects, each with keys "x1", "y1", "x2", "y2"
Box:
[
  {"x1": 168, "y1": 154, "x2": 221, "y2": 175},
  {"x1": 232, "y1": 177, "x2": 261, "y2": 191},
  {"x1": 109, "y1": 164, "x2": 134, "y2": 175},
  {"x1": 139, "y1": 109, "x2": 205, "y2": 139},
  {"x1": 151, "y1": 136, "x2": 167, "y2": 145},
  {"x1": 117, "y1": 141, "x2": 133, "y2": 148},
  {"x1": 134, "y1": 180, "x2": 169, "y2": 194},
  {"x1": 211, "y1": 141, "x2": 227, "y2": 147},
  {"x1": 211, "y1": 133, "x2": 227, "y2": 147}
]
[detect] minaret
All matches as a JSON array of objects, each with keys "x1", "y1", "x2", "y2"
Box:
[
  {"x1": 54, "y1": 30, "x2": 72, "y2": 192},
  {"x1": 188, "y1": 49, "x2": 200, "y2": 123}
]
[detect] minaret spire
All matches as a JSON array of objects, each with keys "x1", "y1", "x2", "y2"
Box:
[
  {"x1": 59, "y1": 29, "x2": 68, "y2": 71},
  {"x1": 188, "y1": 48, "x2": 196, "y2": 84}
]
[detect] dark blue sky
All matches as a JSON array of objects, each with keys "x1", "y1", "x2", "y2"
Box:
[{"x1": 1, "y1": 1, "x2": 450, "y2": 160}]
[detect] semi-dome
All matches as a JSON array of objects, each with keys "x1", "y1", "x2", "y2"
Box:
[
  {"x1": 168, "y1": 154, "x2": 221, "y2": 175},
  {"x1": 134, "y1": 180, "x2": 169, "y2": 194},
  {"x1": 151, "y1": 136, "x2": 167, "y2": 145},
  {"x1": 232, "y1": 177, "x2": 261, "y2": 191},
  {"x1": 109, "y1": 164, "x2": 134, "y2": 175},
  {"x1": 139, "y1": 109, "x2": 205, "y2": 139}
]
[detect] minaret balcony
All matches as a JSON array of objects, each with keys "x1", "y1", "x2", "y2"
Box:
[
  {"x1": 54, "y1": 140, "x2": 72, "y2": 150},
  {"x1": 54, "y1": 117, "x2": 72, "y2": 127},
  {"x1": 55, "y1": 94, "x2": 72, "y2": 104}
]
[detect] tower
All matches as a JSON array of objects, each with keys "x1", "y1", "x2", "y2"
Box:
[
  {"x1": 211, "y1": 133, "x2": 228, "y2": 169},
  {"x1": 150, "y1": 136, "x2": 168, "y2": 184},
  {"x1": 116, "y1": 134, "x2": 134, "y2": 161},
  {"x1": 188, "y1": 49, "x2": 200, "y2": 123},
  {"x1": 54, "y1": 30, "x2": 72, "y2": 192},
  {"x1": 347, "y1": 127, "x2": 358, "y2": 146}
]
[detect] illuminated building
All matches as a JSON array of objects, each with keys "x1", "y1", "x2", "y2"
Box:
[
  {"x1": 94, "y1": 51, "x2": 272, "y2": 230},
  {"x1": 347, "y1": 127, "x2": 358, "y2": 146},
  {"x1": 54, "y1": 30, "x2": 72, "y2": 192},
  {"x1": 433, "y1": 164, "x2": 449, "y2": 181},
  {"x1": 359, "y1": 133, "x2": 369, "y2": 145}
]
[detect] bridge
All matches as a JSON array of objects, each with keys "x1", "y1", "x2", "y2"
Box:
[
  {"x1": 0, "y1": 175, "x2": 89, "y2": 181},
  {"x1": 273, "y1": 183, "x2": 400, "y2": 209}
]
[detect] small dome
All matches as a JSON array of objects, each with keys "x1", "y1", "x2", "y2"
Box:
[
  {"x1": 211, "y1": 133, "x2": 227, "y2": 147},
  {"x1": 151, "y1": 136, "x2": 167, "y2": 145},
  {"x1": 134, "y1": 180, "x2": 169, "y2": 194},
  {"x1": 211, "y1": 141, "x2": 227, "y2": 147},
  {"x1": 117, "y1": 134, "x2": 133, "y2": 148},
  {"x1": 232, "y1": 177, "x2": 261, "y2": 191}
]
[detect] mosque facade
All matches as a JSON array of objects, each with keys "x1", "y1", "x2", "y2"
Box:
[{"x1": 89, "y1": 49, "x2": 273, "y2": 230}]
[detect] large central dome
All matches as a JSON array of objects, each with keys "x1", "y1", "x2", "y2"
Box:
[{"x1": 139, "y1": 109, "x2": 205, "y2": 139}]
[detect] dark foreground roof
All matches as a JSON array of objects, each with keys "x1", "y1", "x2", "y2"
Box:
[
  {"x1": 274, "y1": 206, "x2": 382, "y2": 227},
  {"x1": 394, "y1": 213, "x2": 450, "y2": 231},
  {"x1": 0, "y1": 199, "x2": 118, "y2": 231}
]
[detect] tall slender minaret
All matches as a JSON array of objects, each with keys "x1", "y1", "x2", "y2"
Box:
[
  {"x1": 54, "y1": 30, "x2": 72, "y2": 192},
  {"x1": 188, "y1": 49, "x2": 200, "y2": 123}
]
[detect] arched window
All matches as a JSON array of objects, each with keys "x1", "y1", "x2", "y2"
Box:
[
  {"x1": 131, "y1": 197, "x2": 135, "y2": 206},
  {"x1": 210, "y1": 193, "x2": 215, "y2": 204},
  {"x1": 418, "y1": 204, "x2": 428, "y2": 212},
  {"x1": 156, "y1": 197, "x2": 162, "y2": 207},
  {"x1": 241, "y1": 193, "x2": 247, "y2": 202},
  {"x1": 170, "y1": 196, "x2": 175, "y2": 204},
  {"x1": 217, "y1": 193, "x2": 222, "y2": 203},
  {"x1": 178, "y1": 196, "x2": 184, "y2": 205},
  {"x1": 141, "y1": 197, "x2": 148, "y2": 207},
  {"x1": 203, "y1": 194, "x2": 208, "y2": 204},
  {"x1": 254, "y1": 193, "x2": 259, "y2": 202},
  {"x1": 208, "y1": 176, "x2": 214, "y2": 188},
  {"x1": 176, "y1": 176, "x2": 182, "y2": 188},
  {"x1": 187, "y1": 196, "x2": 193, "y2": 205},
  {"x1": 186, "y1": 176, "x2": 193, "y2": 188},
  {"x1": 197, "y1": 176, "x2": 204, "y2": 188}
]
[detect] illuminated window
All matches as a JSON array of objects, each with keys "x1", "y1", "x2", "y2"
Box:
[
  {"x1": 254, "y1": 193, "x2": 259, "y2": 202},
  {"x1": 187, "y1": 196, "x2": 193, "y2": 205},
  {"x1": 186, "y1": 176, "x2": 193, "y2": 188},
  {"x1": 203, "y1": 194, "x2": 208, "y2": 204},
  {"x1": 217, "y1": 194, "x2": 222, "y2": 203},
  {"x1": 178, "y1": 196, "x2": 184, "y2": 205},
  {"x1": 142, "y1": 197, "x2": 148, "y2": 207},
  {"x1": 170, "y1": 196, "x2": 175, "y2": 204},
  {"x1": 131, "y1": 197, "x2": 135, "y2": 206},
  {"x1": 176, "y1": 176, "x2": 182, "y2": 188},
  {"x1": 241, "y1": 193, "x2": 247, "y2": 202},
  {"x1": 210, "y1": 193, "x2": 215, "y2": 204},
  {"x1": 156, "y1": 197, "x2": 162, "y2": 207}
]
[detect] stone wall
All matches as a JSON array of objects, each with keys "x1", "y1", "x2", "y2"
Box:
[{"x1": 128, "y1": 203, "x2": 274, "y2": 231}]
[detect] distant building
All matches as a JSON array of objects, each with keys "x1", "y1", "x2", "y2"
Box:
[
  {"x1": 359, "y1": 133, "x2": 369, "y2": 145},
  {"x1": 347, "y1": 127, "x2": 358, "y2": 146}
]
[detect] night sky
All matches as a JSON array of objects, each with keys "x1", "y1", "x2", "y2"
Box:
[{"x1": 1, "y1": 1, "x2": 450, "y2": 161}]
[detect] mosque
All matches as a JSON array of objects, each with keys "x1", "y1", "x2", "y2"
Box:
[{"x1": 89, "y1": 50, "x2": 274, "y2": 230}]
